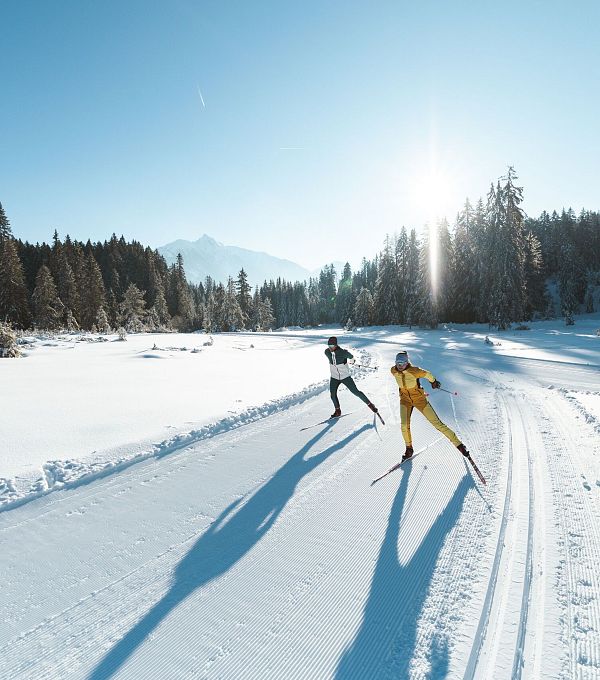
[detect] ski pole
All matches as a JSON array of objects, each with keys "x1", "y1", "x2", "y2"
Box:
[
  {"x1": 439, "y1": 387, "x2": 459, "y2": 396},
  {"x1": 353, "y1": 364, "x2": 378, "y2": 370}
]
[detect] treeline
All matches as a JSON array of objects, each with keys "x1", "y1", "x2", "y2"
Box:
[
  {"x1": 0, "y1": 215, "x2": 193, "y2": 332},
  {"x1": 1, "y1": 167, "x2": 599, "y2": 334}
]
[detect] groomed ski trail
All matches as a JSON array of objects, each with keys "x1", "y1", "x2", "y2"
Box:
[{"x1": 4, "y1": 336, "x2": 599, "y2": 679}]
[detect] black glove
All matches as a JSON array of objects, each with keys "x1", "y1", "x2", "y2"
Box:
[{"x1": 431, "y1": 380, "x2": 441, "y2": 389}]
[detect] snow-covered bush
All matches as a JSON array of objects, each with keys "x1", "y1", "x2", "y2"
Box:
[
  {"x1": 0, "y1": 322, "x2": 21, "y2": 358},
  {"x1": 203, "y1": 335, "x2": 214, "y2": 347},
  {"x1": 116, "y1": 327, "x2": 127, "y2": 341}
]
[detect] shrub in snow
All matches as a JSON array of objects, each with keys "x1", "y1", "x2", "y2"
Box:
[
  {"x1": 0, "y1": 322, "x2": 21, "y2": 357},
  {"x1": 96, "y1": 308, "x2": 111, "y2": 334},
  {"x1": 116, "y1": 327, "x2": 127, "y2": 341},
  {"x1": 596, "y1": 329, "x2": 600, "y2": 337},
  {"x1": 203, "y1": 335, "x2": 214, "y2": 346},
  {"x1": 514, "y1": 324, "x2": 530, "y2": 330}
]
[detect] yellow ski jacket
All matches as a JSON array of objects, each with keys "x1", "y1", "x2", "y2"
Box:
[{"x1": 390, "y1": 364, "x2": 436, "y2": 405}]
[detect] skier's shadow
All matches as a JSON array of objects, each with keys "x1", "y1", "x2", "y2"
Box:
[
  {"x1": 87, "y1": 421, "x2": 371, "y2": 680},
  {"x1": 335, "y1": 462, "x2": 473, "y2": 680}
]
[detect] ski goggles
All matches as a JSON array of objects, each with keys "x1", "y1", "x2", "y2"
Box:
[
  {"x1": 328, "y1": 343, "x2": 337, "y2": 348},
  {"x1": 395, "y1": 354, "x2": 409, "y2": 366}
]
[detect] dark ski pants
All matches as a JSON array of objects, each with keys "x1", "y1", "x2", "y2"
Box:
[{"x1": 330, "y1": 377, "x2": 371, "y2": 410}]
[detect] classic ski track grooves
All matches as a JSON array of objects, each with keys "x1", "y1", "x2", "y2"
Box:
[
  {"x1": 530, "y1": 389, "x2": 600, "y2": 678},
  {"x1": 464, "y1": 389, "x2": 539, "y2": 680}
]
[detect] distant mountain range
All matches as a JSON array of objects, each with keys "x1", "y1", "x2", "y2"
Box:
[{"x1": 157, "y1": 234, "x2": 344, "y2": 286}]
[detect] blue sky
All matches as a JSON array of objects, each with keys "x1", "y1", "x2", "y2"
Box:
[{"x1": 1, "y1": 0, "x2": 599, "y2": 269}]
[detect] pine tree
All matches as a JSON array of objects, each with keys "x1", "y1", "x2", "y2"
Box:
[
  {"x1": 203, "y1": 290, "x2": 216, "y2": 333},
  {"x1": 0, "y1": 238, "x2": 31, "y2": 327},
  {"x1": 31, "y1": 265, "x2": 64, "y2": 329},
  {"x1": 416, "y1": 235, "x2": 438, "y2": 328},
  {"x1": 169, "y1": 254, "x2": 195, "y2": 331},
  {"x1": 394, "y1": 228, "x2": 409, "y2": 324},
  {"x1": 558, "y1": 242, "x2": 578, "y2": 325},
  {"x1": 236, "y1": 268, "x2": 252, "y2": 329},
  {"x1": 119, "y1": 283, "x2": 147, "y2": 332},
  {"x1": 65, "y1": 308, "x2": 79, "y2": 332},
  {"x1": 222, "y1": 277, "x2": 244, "y2": 331},
  {"x1": 353, "y1": 287, "x2": 374, "y2": 326},
  {"x1": 150, "y1": 288, "x2": 171, "y2": 329},
  {"x1": 318, "y1": 265, "x2": 337, "y2": 323},
  {"x1": 486, "y1": 168, "x2": 527, "y2": 329},
  {"x1": 404, "y1": 229, "x2": 420, "y2": 327},
  {"x1": 451, "y1": 200, "x2": 477, "y2": 323},
  {"x1": 81, "y1": 253, "x2": 107, "y2": 329},
  {"x1": 0, "y1": 321, "x2": 20, "y2": 357},
  {"x1": 373, "y1": 236, "x2": 399, "y2": 325},
  {"x1": 333, "y1": 263, "x2": 352, "y2": 324},
  {"x1": 96, "y1": 307, "x2": 111, "y2": 334},
  {"x1": 0, "y1": 202, "x2": 12, "y2": 242},
  {"x1": 256, "y1": 297, "x2": 275, "y2": 331},
  {"x1": 522, "y1": 231, "x2": 546, "y2": 319}
]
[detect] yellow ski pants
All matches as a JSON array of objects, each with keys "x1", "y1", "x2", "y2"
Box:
[{"x1": 400, "y1": 401, "x2": 461, "y2": 447}]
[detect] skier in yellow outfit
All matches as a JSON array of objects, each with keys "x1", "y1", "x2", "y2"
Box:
[{"x1": 390, "y1": 350, "x2": 470, "y2": 461}]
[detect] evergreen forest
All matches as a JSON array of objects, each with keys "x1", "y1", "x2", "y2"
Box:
[{"x1": 1, "y1": 168, "x2": 599, "y2": 334}]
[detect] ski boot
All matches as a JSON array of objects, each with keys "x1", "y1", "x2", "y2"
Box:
[
  {"x1": 402, "y1": 446, "x2": 414, "y2": 462},
  {"x1": 330, "y1": 408, "x2": 342, "y2": 418},
  {"x1": 367, "y1": 402, "x2": 378, "y2": 413},
  {"x1": 457, "y1": 443, "x2": 470, "y2": 457}
]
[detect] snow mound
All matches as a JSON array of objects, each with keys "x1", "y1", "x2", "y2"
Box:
[{"x1": 0, "y1": 379, "x2": 330, "y2": 512}]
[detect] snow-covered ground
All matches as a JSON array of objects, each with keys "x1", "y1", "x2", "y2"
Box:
[{"x1": 1, "y1": 316, "x2": 599, "y2": 679}]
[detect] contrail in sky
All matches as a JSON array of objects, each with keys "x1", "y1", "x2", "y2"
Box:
[
  {"x1": 279, "y1": 146, "x2": 303, "y2": 150},
  {"x1": 197, "y1": 86, "x2": 206, "y2": 108}
]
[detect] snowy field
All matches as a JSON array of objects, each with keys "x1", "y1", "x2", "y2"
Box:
[{"x1": 1, "y1": 316, "x2": 600, "y2": 679}]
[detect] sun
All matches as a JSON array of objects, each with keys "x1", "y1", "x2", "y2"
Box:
[{"x1": 412, "y1": 167, "x2": 456, "y2": 224}]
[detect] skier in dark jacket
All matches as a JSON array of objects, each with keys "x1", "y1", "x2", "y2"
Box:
[{"x1": 325, "y1": 336, "x2": 378, "y2": 418}]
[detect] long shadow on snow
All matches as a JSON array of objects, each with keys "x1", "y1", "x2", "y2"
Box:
[
  {"x1": 88, "y1": 421, "x2": 372, "y2": 680},
  {"x1": 335, "y1": 462, "x2": 473, "y2": 680}
]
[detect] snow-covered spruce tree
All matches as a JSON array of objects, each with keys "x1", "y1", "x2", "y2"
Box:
[
  {"x1": 65, "y1": 308, "x2": 79, "y2": 332},
  {"x1": 203, "y1": 290, "x2": 216, "y2": 333},
  {"x1": 335, "y1": 263, "x2": 354, "y2": 325},
  {"x1": 236, "y1": 268, "x2": 252, "y2": 329},
  {"x1": 50, "y1": 232, "x2": 80, "y2": 323},
  {"x1": 522, "y1": 231, "x2": 547, "y2": 319},
  {"x1": 373, "y1": 236, "x2": 400, "y2": 325},
  {"x1": 0, "y1": 237, "x2": 31, "y2": 328},
  {"x1": 149, "y1": 287, "x2": 171, "y2": 330},
  {"x1": 585, "y1": 283, "x2": 595, "y2": 313},
  {"x1": 450, "y1": 200, "x2": 478, "y2": 323},
  {"x1": 437, "y1": 218, "x2": 454, "y2": 321},
  {"x1": 168, "y1": 254, "x2": 195, "y2": 331},
  {"x1": 404, "y1": 229, "x2": 420, "y2": 328},
  {"x1": 353, "y1": 287, "x2": 374, "y2": 326},
  {"x1": 558, "y1": 242, "x2": 578, "y2": 325},
  {"x1": 0, "y1": 201, "x2": 13, "y2": 242},
  {"x1": 96, "y1": 307, "x2": 111, "y2": 334},
  {"x1": 119, "y1": 283, "x2": 147, "y2": 332},
  {"x1": 81, "y1": 253, "x2": 107, "y2": 330},
  {"x1": 256, "y1": 297, "x2": 275, "y2": 331},
  {"x1": 317, "y1": 265, "x2": 337, "y2": 324},
  {"x1": 222, "y1": 277, "x2": 244, "y2": 331},
  {"x1": 394, "y1": 228, "x2": 409, "y2": 324},
  {"x1": 0, "y1": 321, "x2": 20, "y2": 358},
  {"x1": 416, "y1": 232, "x2": 438, "y2": 329},
  {"x1": 486, "y1": 168, "x2": 527, "y2": 329},
  {"x1": 31, "y1": 265, "x2": 64, "y2": 329}
]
